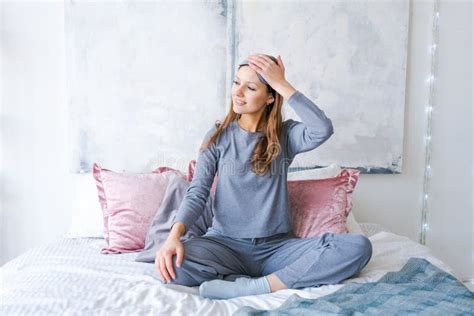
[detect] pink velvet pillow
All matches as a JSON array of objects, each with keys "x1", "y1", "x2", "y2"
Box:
[
  {"x1": 288, "y1": 169, "x2": 360, "y2": 238},
  {"x1": 92, "y1": 163, "x2": 180, "y2": 254}
]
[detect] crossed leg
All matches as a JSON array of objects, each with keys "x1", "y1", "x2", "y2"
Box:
[
  {"x1": 167, "y1": 235, "x2": 252, "y2": 287},
  {"x1": 166, "y1": 231, "x2": 372, "y2": 299},
  {"x1": 261, "y1": 232, "x2": 373, "y2": 290}
]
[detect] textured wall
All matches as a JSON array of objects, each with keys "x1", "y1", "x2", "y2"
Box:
[
  {"x1": 65, "y1": 1, "x2": 227, "y2": 173},
  {"x1": 234, "y1": 0, "x2": 409, "y2": 173},
  {"x1": 66, "y1": 0, "x2": 409, "y2": 174}
]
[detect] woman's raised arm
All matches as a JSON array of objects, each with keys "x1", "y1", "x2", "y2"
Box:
[{"x1": 285, "y1": 90, "x2": 334, "y2": 160}]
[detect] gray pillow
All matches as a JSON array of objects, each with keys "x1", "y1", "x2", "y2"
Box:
[{"x1": 135, "y1": 174, "x2": 214, "y2": 263}]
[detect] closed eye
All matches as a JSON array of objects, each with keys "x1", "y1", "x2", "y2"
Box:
[{"x1": 233, "y1": 80, "x2": 256, "y2": 91}]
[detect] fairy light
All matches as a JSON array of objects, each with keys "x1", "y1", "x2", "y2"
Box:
[{"x1": 420, "y1": 0, "x2": 440, "y2": 245}]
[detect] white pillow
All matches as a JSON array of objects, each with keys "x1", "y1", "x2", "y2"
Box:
[
  {"x1": 346, "y1": 211, "x2": 364, "y2": 235},
  {"x1": 287, "y1": 163, "x2": 341, "y2": 181},
  {"x1": 64, "y1": 173, "x2": 104, "y2": 238}
]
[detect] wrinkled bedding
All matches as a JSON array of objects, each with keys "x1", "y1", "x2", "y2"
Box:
[{"x1": 1, "y1": 227, "x2": 458, "y2": 315}]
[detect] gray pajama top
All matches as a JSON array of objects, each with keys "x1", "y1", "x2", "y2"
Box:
[{"x1": 172, "y1": 90, "x2": 334, "y2": 238}]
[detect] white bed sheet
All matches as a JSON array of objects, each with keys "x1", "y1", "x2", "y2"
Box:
[{"x1": 1, "y1": 227, "x2": 458, "y2": 315}]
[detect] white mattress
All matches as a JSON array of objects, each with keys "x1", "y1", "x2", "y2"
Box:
[{"x1": 1, "y1": 225, "x2": 458, "y2": 315}]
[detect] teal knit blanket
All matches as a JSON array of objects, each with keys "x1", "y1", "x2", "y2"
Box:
[{"x1": 234, "y1": 257, "x2": 474, "y2": 315}]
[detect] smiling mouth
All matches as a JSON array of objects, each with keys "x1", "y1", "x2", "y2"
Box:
[{"x1": 235, "y1": 99, "x2": 246, "y2": 106}]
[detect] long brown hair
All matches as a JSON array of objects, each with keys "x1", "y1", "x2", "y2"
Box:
[{"x1": 200, "y1": 55, "x2": 284, "y2": 177}]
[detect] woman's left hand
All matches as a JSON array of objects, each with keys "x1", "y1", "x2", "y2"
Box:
[{"x1": 247, "y1": 54, "x2": 287, "y2": 90}]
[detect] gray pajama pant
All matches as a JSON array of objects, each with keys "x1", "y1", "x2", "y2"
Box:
[{"x1": 168, "y1": 227, "x2": 373, "y2": 289}]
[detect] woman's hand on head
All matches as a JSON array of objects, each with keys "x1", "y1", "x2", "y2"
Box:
[
  {"x1": 247, "y1": 54, "x2": 287, "y2": 89},
  {"x1": 155, "y1": 236, "x2": 185, "y2": 283}
]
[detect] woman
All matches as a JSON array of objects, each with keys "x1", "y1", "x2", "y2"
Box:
[{"x1": 155, "y1": 54, "x2": 372, "y2": 300}]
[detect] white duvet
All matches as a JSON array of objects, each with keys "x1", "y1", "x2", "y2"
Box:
[{"x1": 1, "y1": 228, "x2": 458, "y2": 315}]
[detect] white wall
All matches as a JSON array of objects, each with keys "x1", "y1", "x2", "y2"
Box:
[
  {"x1": 1, "y1": 0, "x2": 472, "y2": 284},
  {"x1": 424, "y1": 0, "x2": 473, "y2": 284},
  {"x1": 1, "y1": 1, "x2": 72, "y2": 261}
]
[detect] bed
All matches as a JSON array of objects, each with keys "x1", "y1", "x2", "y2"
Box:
[{"x1": 2, "y1": 222, "x2": 469, "y2": 315}]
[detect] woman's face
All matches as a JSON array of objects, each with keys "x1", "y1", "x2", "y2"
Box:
[{"x1": 232, "y1": 66, "x2": 274, "y2": 115}]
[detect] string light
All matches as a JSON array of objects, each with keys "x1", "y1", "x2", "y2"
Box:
[{"x1": 420, "y1": 0, "x2": 440, "y2": 245}]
